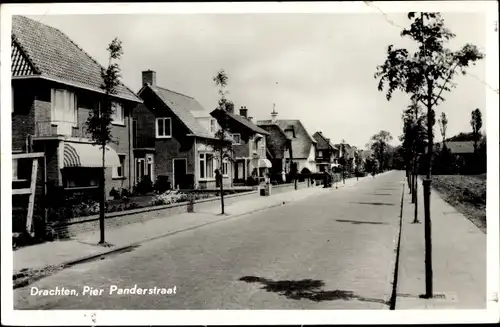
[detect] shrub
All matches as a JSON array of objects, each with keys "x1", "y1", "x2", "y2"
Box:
[
  {"x1": 154, "y1": 175, "x2": 171, "y2": 193},
  {"x1": 150, "y1": 190, "x2": 187, "y2": 206},
  {"x1": 109, "y1": 187, "x2": 120, "y2": 199},
  {"x1": 135, "y1": 175, "x2": 153, "y2": 195}
]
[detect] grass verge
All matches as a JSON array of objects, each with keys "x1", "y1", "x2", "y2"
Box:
[{"x1": 431, "y1": 174, "x2": 486, "y2": 233}]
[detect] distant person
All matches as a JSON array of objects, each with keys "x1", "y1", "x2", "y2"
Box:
[{"x1": 281, "y1": 170, "x2": 286, "y2": 183}]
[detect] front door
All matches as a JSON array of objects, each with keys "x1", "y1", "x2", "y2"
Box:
[
  {"x1": 173, "y1": 159, "x2": 187, "y2": 189},
  {"x1": 136, "y1": 158, "x2": 145, "y2": 183}
]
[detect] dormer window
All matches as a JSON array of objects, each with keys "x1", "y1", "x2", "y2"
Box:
[{"x1": 210, "y1": 119, "x2": 216, "y2": 133}]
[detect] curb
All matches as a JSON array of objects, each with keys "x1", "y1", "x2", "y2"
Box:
[
  {"x1": 13, "y1": 176, "x2": 369, "y2": 288},
  {"x1": 13, "y1": 185, "x2": 329, "y2": 288},
  {"x1": 386, "y1": 182, "x2": 405, "y2": 310}
]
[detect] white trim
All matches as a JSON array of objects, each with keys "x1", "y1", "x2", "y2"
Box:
[
  {"x1": 172, "y1": 158, "x2": 187, "y2": 190},
  {"x1": 232, "y1": 133, "x2": 241, "y2": 145},
  {"x1": 111, "y1": 101, "x2": 125, "y2": 126},
  {"x1": 198, "y1": 152, "x2": 215, "y2": 180},
  {"x1": 112, "y1": 153, "x2": 126, "y2": 178},
  {"x1": 11, "y1": 75, "x2": 143, "y2": 103},
  {"x1": 155, "y1": 117, "x2": 172, "y2": 138}
]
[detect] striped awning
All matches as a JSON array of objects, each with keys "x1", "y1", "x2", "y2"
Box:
[{"x1": 64, "y1": 142, "x2": 120, "y2": 168}]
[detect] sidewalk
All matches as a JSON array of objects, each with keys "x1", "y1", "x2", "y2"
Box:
[
  {"x1": 396, "y1": 177, "x2": 487, "y2": 309},
  {"x1": 13, "y1": 176, "x2": 369, "y2": 275}
]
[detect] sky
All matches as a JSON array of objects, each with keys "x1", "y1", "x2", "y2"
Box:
[{"x1": 25, "y1": 11, "x2": 487, "y2": 149}]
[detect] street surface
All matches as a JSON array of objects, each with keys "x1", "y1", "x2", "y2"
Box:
[{"x1": 15, "y1": 171, "x2": 405, "y2": 309}]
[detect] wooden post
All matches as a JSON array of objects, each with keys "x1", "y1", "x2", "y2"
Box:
[{"x1": 26, "y1": 159, "x2": 39, "y2": 237}]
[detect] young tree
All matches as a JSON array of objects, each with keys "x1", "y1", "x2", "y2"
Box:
[
  {"x1": 438, "y1": 112, "x2": 448, "y2": 149},
  {"x1": 401, "y1": 102, "x2": 427, "y2": 200},
  {"x1": 86, "y1": 38, "x2": 124, "y2": 245},
  {"x1": 212, "y1": 69, "x2": 235, "y2": 215},
  {"x1": 374, "y1": 12, "x2": 484, "y2": 298},
  {"x1": 471, "y1": 108, "x2": 483, "y2": 155},
  {"x1": 370, "y1": 130, "x2": 393, "y2": 171}
]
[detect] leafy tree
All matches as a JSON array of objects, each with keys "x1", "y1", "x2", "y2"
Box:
[
  {"x1": 374, "y1": 12, "x2": 484, "y2": 298},
  {"x1": 471, "y1": 108, "x2": 483, "y2": 155},
  {"x1": 85, "y1": 37, "x2": 123, "y2": 245},
  {"x1": 369, "y1": 130, "x2": 393, "y2": 171},
  {"x1": 212, "y1": 69, "x2": 235, "y2": 215}
]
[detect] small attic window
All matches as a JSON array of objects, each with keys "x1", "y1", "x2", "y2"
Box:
[{"x1": 285, "y1": 128, "x2": 295, "y2": 138}]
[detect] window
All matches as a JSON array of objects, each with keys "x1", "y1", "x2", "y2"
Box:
[
  {"x1": 63, "y1": 168, "x2": 100, "y2": 189},
  {"x1": 51, "y1": 89, "x2": 77, "y2": 135},
  {"x1": 12, "y1": 158, "x2": 18, "y2": 179},
  {"x1": 111, "y1": 102, "x2": 125, "y2": 125},
  {"x1": 232, "y1": 133, "x2": 241, "y2": 144},
  {"x1": 210, "y1": 119, "x2": 217, "y2": 133},
  {"x1": 318, "y1": 151, "x2": 323, "y2": 158},
  {"x1": 222, "y1": 159, "x2": 229, "y2": 177},
  {"x1": 156, "y1": 117, "x2": 172, "y2": 138},
  {"x1": 114, "y1": 154, "x2": 126, "y2": 178},
  {"x1": 199, "y1": 153, "x2": 215, "y2": 179}
]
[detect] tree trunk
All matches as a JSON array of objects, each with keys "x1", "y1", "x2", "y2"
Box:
[
  {"x1": 220, "y1": 151, "x2": 225, "y2": 214},
  {"x1": 99, "y1": 144, "x2": 106, "y2": 244},
  {"x1": 423, "y1": 78, "x2": 434, "y2": 298}
]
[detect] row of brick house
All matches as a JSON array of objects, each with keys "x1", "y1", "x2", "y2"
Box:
[{"x1": 11, "y1": 16, "x2": 366, "y2": 203}]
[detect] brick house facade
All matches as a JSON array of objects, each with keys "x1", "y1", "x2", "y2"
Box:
[
  {"x1": 313, "y1": 131, "x2": 339, "y2": 172},
  {"x1": 211, "y1": 106, "x2": 272, "y2": 185},
  {"x1": 134, "y1": 70, "x2": 233, "y2": 190},
  {"x1": 11, "y1": 16, "x2": 142, "y2": 201},
  {"x1": 257, "y1": 111, "x2": 317, "y2": 174}
]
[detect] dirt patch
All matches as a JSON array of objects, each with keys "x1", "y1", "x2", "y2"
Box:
[
  {"x1": 431, "y1": 175, "x2": 486, "y2": 233},
  {"x1": 13, "y1": 265, "x2": 65, "y2": 289}
]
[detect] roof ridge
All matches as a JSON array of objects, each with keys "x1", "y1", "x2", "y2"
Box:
[
  {"x1": 11, "y1": 34, "x2": 41, "y2": 75},
  {"x1": 155, "y1": 85, "x2": 195, "y2": 99},
  {"x1": 18, "y1": 16, "x2": 136, "y2": 98}
]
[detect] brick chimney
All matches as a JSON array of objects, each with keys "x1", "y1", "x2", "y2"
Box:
[
  {"x1": 239, "y1": 106, "x2": 248, "y2": 118},
  {"x1": 271, "y1": 103, "x2": 278, "y2": 123},
  {"x1": 142, "y1": 70, "x2": 156, "y2": 87}
]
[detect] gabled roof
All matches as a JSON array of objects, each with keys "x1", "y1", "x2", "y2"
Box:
[
  {"x1": 313, "y1": 131, "x2": 339, "y2": 151},
  {"x1": 257, "y1": 122, "x2": 292, "y2": 141},
  {"x1": 435, "y1": 141, "x2": 474, "y2": 154},
  {"x1": 140, "y1": 84, "x2": 220, "y2": 140},
  {"x1": 256, "y1": 119, "x2": 316, "y2": 159},
  {"x1": 211, "y1": 109, "x2": 269, "y2": 136},
  {"x1": 11, "y1": 16, "x2": 141, "y2": 103}
]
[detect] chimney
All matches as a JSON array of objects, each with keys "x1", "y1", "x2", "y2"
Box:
[
  {"x1": 142, "y1": 70, "x2": 156, "y2": 87},
  {"x1": 271, "y1": 104, "x2": 278, "y2": 123},
  {"x1": 248, "y1": 116, "x2": 253, "y2": 123},
  {"x1": 239, "y1": 106, "x2": 248, "y2": 118}
]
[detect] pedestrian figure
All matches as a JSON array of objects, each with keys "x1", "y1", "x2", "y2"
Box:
[{"x1": 281, "y1": 170, "x2": 286, "y2": 184}]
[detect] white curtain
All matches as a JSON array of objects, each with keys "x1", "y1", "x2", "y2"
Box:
[{"x1": 52, "y1": 89, "x2": 76, "y2": 135}]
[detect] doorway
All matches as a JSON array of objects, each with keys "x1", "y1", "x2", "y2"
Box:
[{"x1": 173, "y1": 158, "x2": 187, "y2": 190}]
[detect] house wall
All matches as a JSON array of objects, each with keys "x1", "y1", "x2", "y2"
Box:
[
  {"x1": 231, "y1": 129, "x2": 252, "y2": 158},
  {"x1": 74, "y1": 88, "x2": 134, "y2": 193},
  {"x1": 11, "y1": 80, "x2": 51, "y2": 152},
  {"x1": 12, "y1": 80, "x2": 135, "y2": 196},
  {"x1": 135, "y1": 88, "x2": 197, "y2": 188}
]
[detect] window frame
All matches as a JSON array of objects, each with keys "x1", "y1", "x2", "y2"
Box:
[
  {"x1": 111, "y1": 101, "x2": 125, "y2": 126},
  {"x1": 155, "y1": 117, "x2": 172, "y2": 139},
  {"x1": 51, "y1": 88, "x2": 77, "y2": 126},
  {"x1": 210, "y1": 118, "x2": 217, "y2": 134},
  {"x1": 199, "y1": 152, "x2": 215, "y2": 180},
  {"x1": 222, "y1": 158, "x2": 229, "y2": 177},
  {"x1": 232, "y1": 133, "x2": 241, "y2": 145},
  {"x1": 113, "y1": 154, "x2": 126, "y2": 179}
]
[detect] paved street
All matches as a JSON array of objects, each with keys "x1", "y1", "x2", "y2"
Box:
[{"x1": 15, "y1": 171, "x2": 405, "y2": 310}]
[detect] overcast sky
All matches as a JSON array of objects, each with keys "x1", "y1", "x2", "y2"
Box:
[{"x1": 26, "y1": 12, "x2": 487, "y2": 149}]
